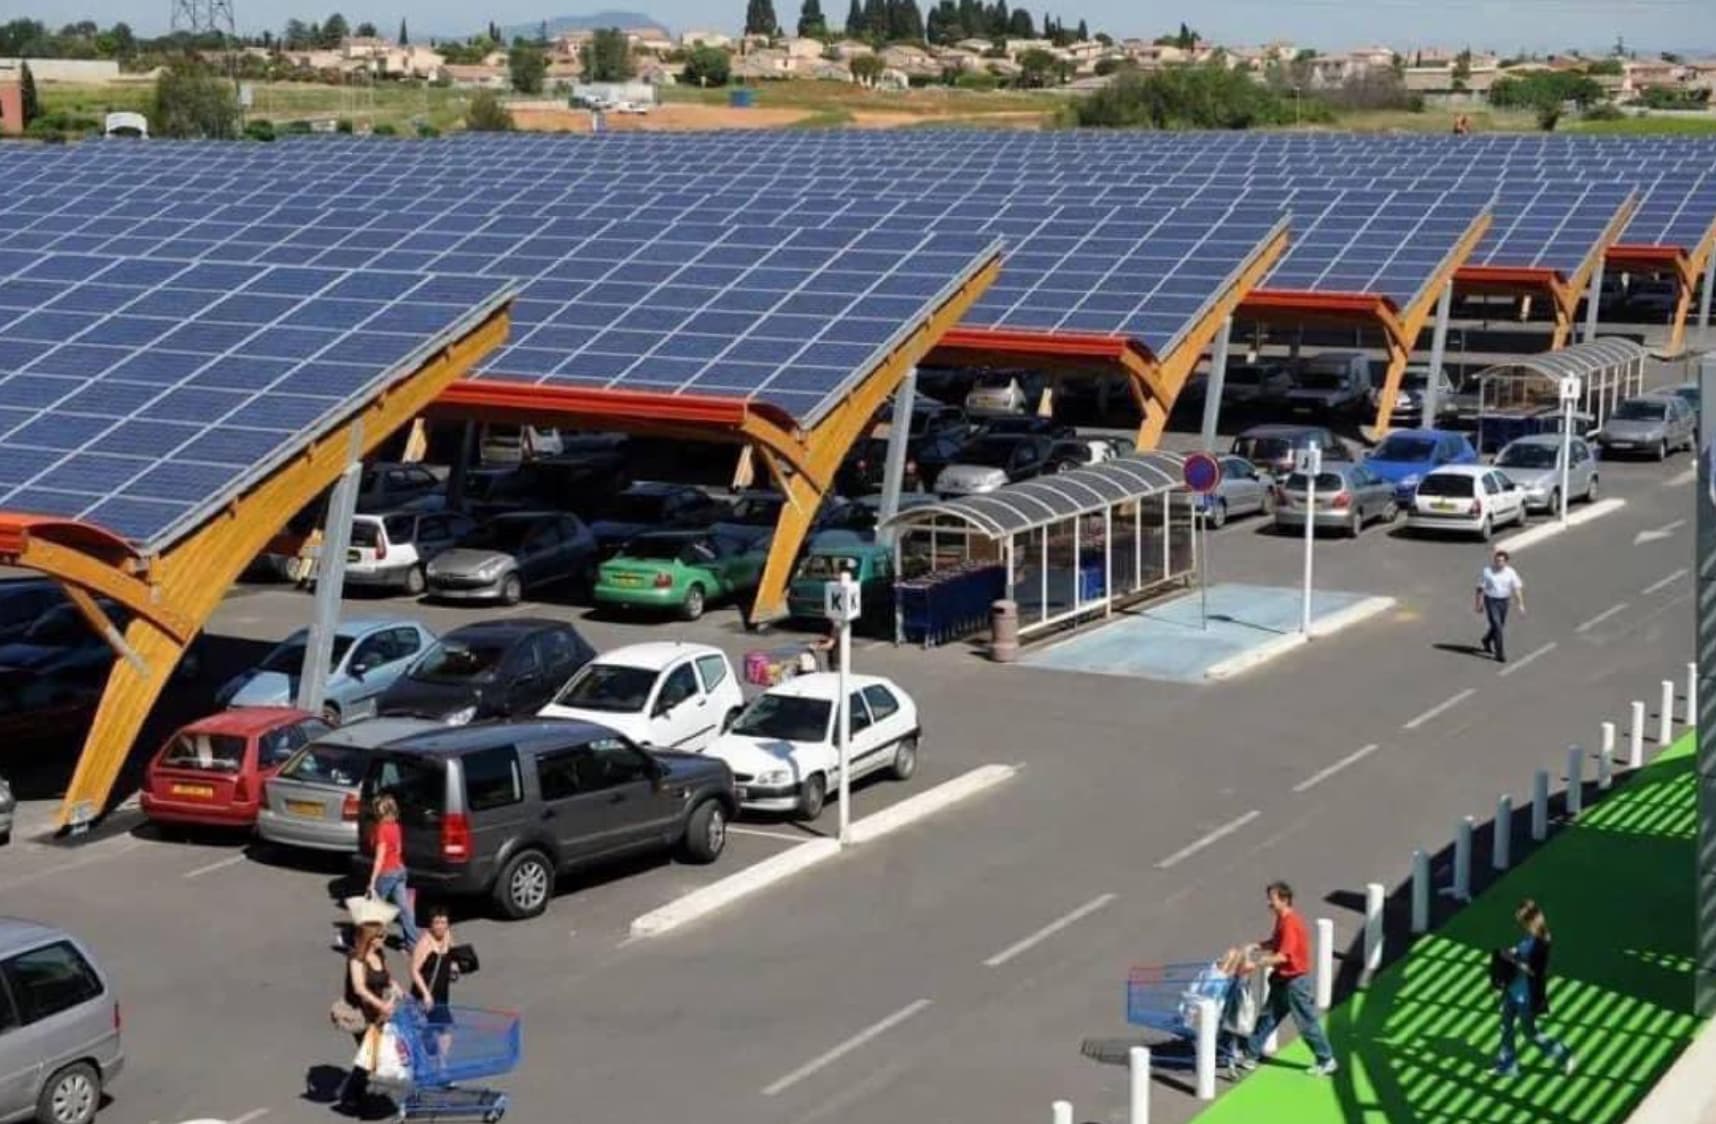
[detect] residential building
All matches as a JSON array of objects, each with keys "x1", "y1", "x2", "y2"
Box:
[
  {"x1": 442, "y1": 63, "x2": 508, "y2": 89},
  {"x1": 681, "y1": 30, "x2": 733, "y2": 49},
  {"x1": 783, "y1": 37, "x2": 825, "y2": 61},
  {"x1": 0, "y1": 74, "x2": 21, "y2": 136},
  {"x1": 829, "y1": 40, "x2": 873, "y2": 59}
]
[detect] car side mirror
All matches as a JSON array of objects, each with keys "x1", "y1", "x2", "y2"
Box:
[{"x1": 349, "y1": 664, "x2": 368, "y2": 680}]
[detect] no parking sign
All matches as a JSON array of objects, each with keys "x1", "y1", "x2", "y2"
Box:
[{"x1": 1183, "y1": 451, "x2": 1223, "y2": 495}]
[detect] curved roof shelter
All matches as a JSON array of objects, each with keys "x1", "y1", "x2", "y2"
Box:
[
  {"x1": 882, "y1": 453, "x2": 1186, "y2": 539},
  {"x1": 1496, "y1": 336, "x2": 1647, "y2": 382}
]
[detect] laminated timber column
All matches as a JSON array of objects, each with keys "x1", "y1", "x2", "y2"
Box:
[{"x1": 50, "y1": 305, "x2": 511, "y2": 830}]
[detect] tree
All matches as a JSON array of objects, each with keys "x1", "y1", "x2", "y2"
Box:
[
  {"x1": 1007, "y1": 8, "x2": 1032, "y2": 36},
  {"x1": 109, "y1": 21, "x2": 135, "y2": 56},
  {"x1": 862, "y1": 0, "x2": 886, "y2": 38},
  {"x1": 464, "y1": 89, "x2": 514, "y2": 130},
  {"x1": 1067, "y1": 63, "x2": 1328, "y2": 128},
  {"x1": 889, "y1": 0, "x2": 924, "y2": 41},
  {"x1": 151, "y1": 64, "x2": 241, "y2": 139},
  {"x1": 320, "y1": 12, "x2": 349, "y2": 46},
  {"x1": 683, "y1": 44, "x2": 731, "y2": 85},
  {"x1": 508, "y1": 43, "x2": 546, "y2": 92},
  {"x1": 745, "y1": 0, "x2": 781, "y2": 36},
  {"x1": 845, "y1": 0, "x2": 865, "y2": 35},
  {"x1": 353, "y1": 21, "x2": 376, "y2": 37},
  {"x1": 1075, "y1": 18, "x2": 1087, "y2": 40},
  {"x1": 988, "y1": 0, "x2": 1008, "y2": 36},
  {"x1": 488, "y1": 20, "x2": 500, "y2": 42},
  {"x1": 580, "y1": 27, "x2": 634, "y2": 81},
  {"x1": 1016, "y1": 46, "x2": 1063, "y2": 86},
  {"x1": 849, "y1": 53, "x2": 885, "y2": 84},
  {"x1": 538, "y1": 19, "x2": 550, "y2": 44},
  {"x1": 798, "y1": 0, "x2": 828, "y2": 37},
  {"x1": 18, "y1": 61, "x2": 39, "y2": 126},
  {"x1": 283, "y1": 18, "x2": 312, "y2": 48},
  {"x1": 398, "y1": 17, "x2": 408, "y2": 44}
]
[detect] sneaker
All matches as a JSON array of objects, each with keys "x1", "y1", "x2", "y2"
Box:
[
  {"x1": 1233, "y1": 1052, "x2": 1259, "y2": 1072},
  {"x1": 1307, "y1": 1058, "x2": 1339, "y2": 1077}
]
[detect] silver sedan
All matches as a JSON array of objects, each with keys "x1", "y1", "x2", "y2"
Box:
[
  {"x1": 1494, "y1": 434, "x2": 1599, "y2": 512},
  {"x1": 1272, "y1": 463, "x2": 1398, "y2": 537},
  {"x1": 1200, "y1": 456, "x2": 1276, "y2": 528}
]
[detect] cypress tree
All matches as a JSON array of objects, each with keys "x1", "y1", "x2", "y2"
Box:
[
  {"x1": 19, "y1": 61, "x2": 39, "y2": 125},
  {"x1": 845, "y1": 0, "x2": 864, "y2": 35},
  {"x1": 398, "y1": 17, "x2": 407, "y2": 43},
  {"x1": 798, "y1": 0, "x2": 828, "y2": 37}
]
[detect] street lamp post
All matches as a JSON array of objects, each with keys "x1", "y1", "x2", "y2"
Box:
[
  {"x1": 1299, "y1": 443, "x2": 1322, "y2": 634},
  {"x1": 824, "y1": 571, "x2": 862, "y2": 847},
  {"x1": 1559, "y1": 376, "x2": 1580, "y2": 524}
]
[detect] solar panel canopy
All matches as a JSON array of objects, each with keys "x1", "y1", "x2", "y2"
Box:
[{"x1": 1467, "y1": 181, "x2": 1635, "y2": 274}]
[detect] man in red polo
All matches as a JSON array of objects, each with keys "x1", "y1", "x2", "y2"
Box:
[{"x1": 1233, "y1": 881, "x2": 1337, "y2": 1077}]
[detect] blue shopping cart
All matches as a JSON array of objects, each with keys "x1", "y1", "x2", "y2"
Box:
[
  {"x1": 383, "y1": 1002, "x2": 520, "y2": 1122},
  {"x1": 1125, "y1": 962, "x2": 1239, "y2": 1070}
]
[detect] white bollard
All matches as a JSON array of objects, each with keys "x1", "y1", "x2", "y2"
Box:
[
  {"x1": 1531, "y1": 769, "x2": 1549, "y2": 841},
  {"x1": 1631, "y1": 700, "x2": 1646, "y2": 767},
  {"x1": 1315, "y1": 917, "x2": 1335, "y2": 1010},
  {"x1": 1129, "y1": 1046, "x2": 1151, "y2": 1124},
  {"x1": 1053, "y1": 1100, "x2": 1073, "y2": 1124},
  {"x1": 1195, "y1": 997, "x2": 1218, "y2": 1100},
  {"x1": 1493, "y1": 795, "x2": 1512, "y2": 871},
  {"x1": 1566, "y1": 745, "x2": 1583, "y2": 818},
  {"x1": 1688, "y1": 662, "x2": 1698, "y2": 727},
  {"x1": 1599, "y1": 722, "x2": 1616, "y2": 791},
  {"x1": 1661, "y1": 680, "x2": 1674, "y2": 745},
  {"x1": 1363, "y1": 881, "x2": 1385, "y2": 983},
  {"x1": 1410, "y1": 849, "x2": 1430, "y2": 934},
  {"x1": 1447, "y1": 817, "x2": 1473, "y2": 901}
]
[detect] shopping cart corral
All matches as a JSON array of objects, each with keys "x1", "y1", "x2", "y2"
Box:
[{"x1": 372, "y1": 1002, "x2": 520, "y2": 1122}]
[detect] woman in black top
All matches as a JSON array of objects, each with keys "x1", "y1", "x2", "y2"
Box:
[
  {"x1": 410, "y1": 905, "x2": 458, "y2": 1026},
  {"x1": 337, "y1": 921, "x2": 396, "y2": 1113}
]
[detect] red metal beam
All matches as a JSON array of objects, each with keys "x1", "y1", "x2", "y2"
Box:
[
  {"x1": 1606, "y1": 244, "x2": 1685, "y2": 268},
  {"x1": 934, "y1": 326, "x2": 1153, "y2": 365},
  {"x1": 1455, "y1": 264, "x2": 1563, "y2": 291},
  {"x1": 1239, "y1": 289, "x2": 1398, "y2": 319},
  {"x1": 0, "y1": 514, "x2": 139, "y2": 564},
  {"x1": 434, "y1": 378, "x2": 796, "y2": 434}
]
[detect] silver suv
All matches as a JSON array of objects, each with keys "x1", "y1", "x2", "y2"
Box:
[{"x1": 0, "y1": 920, "x2": 122, "y2": 1124}]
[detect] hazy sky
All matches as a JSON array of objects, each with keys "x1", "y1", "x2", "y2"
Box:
[{"x1": 38, "y1": 0, "x2": 1716, "y2": 52}]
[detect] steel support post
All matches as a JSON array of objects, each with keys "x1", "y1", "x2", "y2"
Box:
[{"x1": 296, "y1": 428, "x2": 363, "y2": 715}]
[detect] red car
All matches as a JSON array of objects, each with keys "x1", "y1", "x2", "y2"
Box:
[{"x1": 141, "y1": 707, "x2": 331, "y2": 829}]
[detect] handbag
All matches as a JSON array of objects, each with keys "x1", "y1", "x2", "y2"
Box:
[
  {"x1": 330, "y1": 999, "x2": 367, "y2": 1034},
  {"x1": 1488, "y1": 948, "x2": 1518, "y2": 991},
  {"x1": 450, "y1": 943, "x2": 479, "y2": 975}
]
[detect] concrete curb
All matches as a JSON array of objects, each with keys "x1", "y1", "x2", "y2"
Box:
[
  {"x1": 1204, "y1": 595, "x2": 1397, "y2": 681},
  {"x1": 1494, "y1": 497, "x2": 1627, "y2": 553},
  {"x1": 1625, "y1": 1011, "x2": 1716, "y2": 1124},
  {"x1": 629, "y1": 764, "x2": 1017, "y2": 938}
]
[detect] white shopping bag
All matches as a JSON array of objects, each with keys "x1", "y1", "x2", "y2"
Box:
[{"x1": 354, "y1": 1024, "x2": 414, "y2": 1088}]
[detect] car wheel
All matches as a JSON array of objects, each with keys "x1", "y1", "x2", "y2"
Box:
[
  {"x1": 794, "y1": 774, "x2": 827, "y2": 821},
  {"x1": 500, "y1": 573, "x2": 523, "y2": 606},
  {"x1": 680, "y1": 800, "x2": 727, "y2": 863},
  {"x1": 1261, "y1": 489, "x2": 1277, "y2": 516},
  {"x1": 1586, "y1": 474, "x2": 1599, "y2": 502},
  {"x1": 493, "y1": 849, "x2": 553, "y2": 920},
  {"x1": 1347, "y1": 509, "x2": 1362, "y2": 538},
  {"x1": 403, "y1": 566, "x2": 426, "y2": 596},
  {"x1": 320, "y1": 701, "x2": 342, "y2": 727},
  {"x1": 36, "y1": 1061, "x2": 99, "y2": 1124},
  {"x1": 1382, "y1": 500, "x2": 1399, "y2": 524},
  {"x1": 1477, "y1": 515, "x2": 1493, "y2": 542},
  {"x1": 1547, "y1": 489, "x2": 1560, "y2": 517},
  {"x1": 1210, "y1": 499, "x2": 1228, "y2": 529},
  {"x1": 889, "y1": 735, "x2": 919, "y2": 781},
  {"x1": 1656, "y1": 439, "x2": 1668, "y2": 462},
  {"x1": 679, "y1": 584, "x2": 706, "y2": 622}
]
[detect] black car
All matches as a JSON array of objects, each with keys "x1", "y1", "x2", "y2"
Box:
[
  {"x1": 376, "y1": 618, "x2": 596, "y2": 725},
  {"x1": 355, "y1": 720, "x2": 736, "y2": 919},
  {"x1": 838, "y1": 400, "x2": 972, "y2": 492},
  {"x1": 588, "y1": 482, "x2": 730, "y2": 556},
  {"x1": 459, "y1": 454, "x2": 631, "y2": 520},
  {"x1": 972, "y1": 416, "x2": 1077, "y2": 440},
  {"x1": 356, "y1": 463, "x2": 444, "y2": 514},
  {"x1": 0, "y1": 578, "x2": 64, "y2": 646}
]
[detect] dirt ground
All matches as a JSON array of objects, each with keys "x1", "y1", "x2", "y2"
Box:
[{"x1": 508, "y1": 102, "x2": 1050, "y2": 132}]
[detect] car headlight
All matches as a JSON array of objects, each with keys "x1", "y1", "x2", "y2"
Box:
[
  {"x1": 475, "y1": 557, "x2": 506, "y2": 577},
  {"x1": 445, "y1": 706, "x2": 477, "y2": 726},
  {"x1": 756, "y1": 768, "x2": 791, "y2": 786}
]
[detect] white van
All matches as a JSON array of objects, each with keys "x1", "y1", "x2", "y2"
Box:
[{"x1": 479, "y1": 424, "x2": 564, "y2": 464}]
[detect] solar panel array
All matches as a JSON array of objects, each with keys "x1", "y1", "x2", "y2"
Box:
[{"x1": 1465, "y1": 181, "x2": 1637, "y2": 272}]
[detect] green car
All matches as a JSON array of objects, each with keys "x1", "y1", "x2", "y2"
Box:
[
  {"x1": 595, "y1": 530, "x2": 770, "y2": 621},
  {"x1": 786, "y1": 539, "x2": 896, "y2": 628}
]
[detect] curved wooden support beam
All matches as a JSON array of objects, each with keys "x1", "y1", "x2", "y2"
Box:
[{"x1": 0, "y1": 521, "x2": 192, "y2": 642}]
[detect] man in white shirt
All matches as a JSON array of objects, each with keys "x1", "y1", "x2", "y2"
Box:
[{"x1": 1476, "y1": 549, "x2": 1525, "y2": 663}]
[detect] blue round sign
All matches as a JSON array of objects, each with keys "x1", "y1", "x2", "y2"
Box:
[{"x1": 1183, "y1": 451, "x2": 1222, "y2": 495}]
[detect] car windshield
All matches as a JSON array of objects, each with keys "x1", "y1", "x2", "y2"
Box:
[
  {"x1": 160, "y1": 732, "x2": 247, "y2": 773},
  {"x1": 1283, "y1": 472, "x2": 1346, "y2": 492},
  {"x1": 1373, "y1": 436, "x2": 1437, "y2": 461},
  {"x1": 1050, "y1": 441, "x2": 1090, "y2": 461},
  {"x1": 1233, "y1": 436, "x2": 1292, "y2": 462},
  {"x1": 1497, "y1": 444, "x2": 1558, "y2": 469},
  {"x1": 958, "y1": 438, "x2": 1020, "y2": 468},
  {"x1": 409, "y1": 637, "x2": 508, "y2": 682},
  {"x1": 552, "y1": 663, "x2": 657, "y2": 712},
  {"x1": 1296, "y1": 372, "x2": 1345, "y2": 390},
  {"x1": 459, "y1": 519, "x2": 536, "y2": 551},
  {"x1": 726, "y1": 496, "x2": 782, "y2": 525},
  {"x1": 278, "y1": 742, "x2": 366, "y2": 786},
  {"x1": 622, "y1": 536, "x2": 702, "y2": 561},
  {"x1": 602, "y1": 493, "x2": 670, "y2": 522},
  {"x1": 973, "y1": 374, "x2": 1015, "y2": 390},
  {"x1": 1613, "y1": 400, "x2": 1667, "y2": 421},
  {"x1": 260, "y1": 634, "x2": 354, "y2": 674},
  {"x1": 350, "y1": 521, "x2": 383, "y2": 548},
  {"x1": 1416, "y1": 473, "x2": 1475, "y2": 498},
  {"x1": 730, "y1": 693, "x2": 832, "y2": 741},
  {"x1": 797, "y1": 553, "x2": 863, "y2": 581}
]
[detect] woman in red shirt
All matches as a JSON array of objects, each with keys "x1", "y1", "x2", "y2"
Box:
[{"x1": 367, "y1": 795, "x2": 420, "y2": 949}]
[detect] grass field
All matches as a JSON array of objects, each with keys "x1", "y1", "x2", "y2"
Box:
[
  {"x1": 1195, "y1": 734, "x2": 1701, "y2": 1124},
  {"x1": 662, "y1": 80, "x2": 1066, "y2": 118},
  {"x1": 1568, "y1": 114, "x2": 1716, "y2": 135},
  {"x1": 39, "y1": 79, "x2": 473, "y2": 133}
]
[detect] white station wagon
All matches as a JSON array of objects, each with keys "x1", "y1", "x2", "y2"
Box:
[
  {"x1": 1405, "y1": 464, "x2": 1529, "y2": 540},
  {"x1": 538, "y1": 641, "x2": 742, "y2": 752},
  {"x1": 702, "y1": 673, "x2": 920, "y2": 820}
]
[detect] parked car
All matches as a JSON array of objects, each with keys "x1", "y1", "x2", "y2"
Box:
[
  {"x1": 1369, "y1": 366, "x2": 1456, "y2": 427},
  {"x1": 936, "y1": 434, "x2": 1055, "y2": 497},
  {"x1": 1286, "y1": 352, "x2": 1371, "y2": 416},
  {"x1": 1199, "y1": 456, "x2": 1276, "y2": 528},
  {"x1": 478, "y1": 423, "x2": 564, "y2": 464},
  {"x1": 1595, "y1": 394, "x2": 1696, "y2": 460},
  {"x1": 343, "y1": 511, "x2": 476, "y2": 595},
  {"x1": 355, "y1": 462, "x2": 444, "y2": 514},
  {"x1": 1220, "y1": 362, "x2": 1294, "y2": 408},
  {"x1": 1273, "y1": 463, "x2": 1398, "y2": 537},
  {"x1": 972, "y1": 416, "x2": 1076, "y2": 441},
  {"x1": 256, "y1": 716, "x2": 441, "y2": 853},
  {"x1": 459, "y1": 452, "x2": 629, "y2": 519},
  {"x1": 710, "y1": 491, "x2": 791, "y2": 549},
  {"x1": 595, "y1": 531, "x2": 770, "y2": 621},
  {"x1": 787, "y1": 540, "x2": 896, "y2": 627},
  {"x1": 588, "y1": 483, "x2": 729, "y2": 556},
  {"x1": 1654, "y1": 381, "x2": 1700, "y2": 423},
  {"x1": 702, "y1": 673, "x2": 920, "y2": 821},
  {"x1": 0, "y1": 919, "x2": 123, "y2": 1124},
  {"x1": 0, "y1": 773, "x2": 12, "y2": 844},
  {"x1": 539, "y1": 642, "x2": 744, "y2": 751},
  {"x1": 377, "y1": 618, "x2": 596, "y2": 726},
  {"x1": 1405, "y1": 465, "x2": 1529, "y2": 540},
  {"x1": 964, "y1": 371, "x2": 1040, "y2": 416},
  {"x1": 1364, "y1": 429, "x2": 1480, "y2": 502},
  {"x1": 1044, "y1": 437, "x2": 1124, "y2": 474},
  {"x1": 355, "y1": 720, "x2": 737, "y2": 919},
  {"x1": 1628, "y1": 277, "x2": 1680, "y2": 318},
  {"x1": 839, "y1": 400, "x2": 971, "y2": 492},
  {"x1": 425, "y1": 512, "x2": 598, "y2": 605},
  {"x1": 0, "y1": 579, "x2": 64, "y2": 646},
  {"x1": 1230, "y1": 425, "x2": 1350, "y2": 479},
  {"x1": 217, "y1": 619, "x2": 433, "y2": 725},
  {"x1": 1494, "y1": 434, "x2": 1600, "y2": 512},
  {"x1": 139, "y1": 708, "x2": 330, "y2": 830}
]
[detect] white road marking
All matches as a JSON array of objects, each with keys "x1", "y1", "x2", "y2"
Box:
[
  {"x1": 1634, "y1": 519, "x2": 1686, "y2": 545},
  {"x1": 762, "y1": 999, "x2": 933, "y2": 1097},
  {"x1": 1497, "y1": 642, "x2": 1557, "y2": 677},
  {"x1": 1402, "y1": 688, "x2": 1476, "y2": 731},
  {"x1": 231, "y1": 1109, "x2": 271, "y2": 1124},
  {"x1": 1643, "y1": 568, "x2": 1690, "y2": 596},
  {"x1": 727, "y1": 827, "x2": 814, "y2": 843},
  {"x1": 982, "y1": 893, "x2": 1117, "y2": 967},
  {"x1": 1576, "y1": 603, "x2": 1630, "y2": 633},
  {"x1": 1664, "y1": 467, "x2": 1696, "y2": 487},
  {"x1": 1156, "y1": 810, "x2": 1261, "y2": 869},
  {"x1": 183, "y1": 853, "x2": 249, "y2": 879},
  {"x1": 1291, "y1": 744, "x2": 1380, "y2": 794}
]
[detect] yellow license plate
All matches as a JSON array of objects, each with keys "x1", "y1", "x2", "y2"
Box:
[
  {"x1": 614, "y1": 574, "x2": 641, "y2": 586},
  {"x1": 171, "y1": 783, "x2": 214, "y2": 798},
  {"x1": 286, "y1": 799, "x2": 323, "y2": 817},
  {"x1": 1432, "y1": 499, "x2": 1455, "y2": 511}
]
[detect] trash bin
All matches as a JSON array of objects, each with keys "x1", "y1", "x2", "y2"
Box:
[
  {"x1": 990, "y1": 599, "x2": 1019, "y2": 663},
  {"x1": 729, "y1": 88, "x2": 756, "y2": 108}
]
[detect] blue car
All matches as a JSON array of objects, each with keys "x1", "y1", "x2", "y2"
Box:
[
  {"x1": 1364, "y1": 429, "x2": 1479, "y2": 503},
  {"x1": 217, "y1": 618, "x2": 436, "y2": 725}
]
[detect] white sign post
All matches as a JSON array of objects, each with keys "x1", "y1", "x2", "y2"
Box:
[
  {"x1": 825, "y1": 572, "x2": 862, "y2": 847},
  {"x1": 1559, "y1": 376, "x2": 1581, "y2": 523},
  {"x1": 1297, "y1": 444, "x2": 1323, "y2": 634}
]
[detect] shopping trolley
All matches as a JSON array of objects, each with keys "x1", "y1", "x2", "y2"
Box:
[
  {"x1": 1125, "y1": 961, "x2": 1242, "y2": 1070},
  {"x1": 381, "y1": 1002, "x2": 520, "y2": 1122}
]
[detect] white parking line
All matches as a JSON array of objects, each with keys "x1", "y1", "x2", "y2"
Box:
[
  {"x1": 761, "y1": 999, "x2": 933, "y2": 1097},
  {"x1": 1291, "y1": 744, "x2": 1380, "y2": 794},
  {"x1": 183, "y1": 854, "x2": 249, "y2": 879},
  {"x1": 727, "y1": 827, "x2": 813, "y2": 843},
  {"x1": 231, "y1": 1109, "x2": 271, "y2": 1124},
  {"x1": 1664, "y1": 467, "x2": 1697, "y2": 487},
  {"x1": 1576, "y1": 603, "x2": 1630, "y2": 633},
  {"x1": 1402, "y1": 688, "x2": 1476, "y2": 731},
  {"x1": 1156, "y1": 810, "x2": 1261, "y2": 869},
  {"x1": 1643, "y1": 568, "x2": 1689, "y2": 596},
  {"x1": 1497, "y1": 642, "x2": 1556, "y2": 677},
  {"x1": 982, "y1": 893, "x2": 1117, "y2": 967}
]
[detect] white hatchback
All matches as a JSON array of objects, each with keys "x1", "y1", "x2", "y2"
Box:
[
  {"x1": 538, "y1": 642, "x2": 742, "y2": 752},
  {"x1": 703, "y1": 673, "x2": 920, "y2": 820},
  {"x1": 1405, "y1": 465, "x2": 1529, "y2": 540}
]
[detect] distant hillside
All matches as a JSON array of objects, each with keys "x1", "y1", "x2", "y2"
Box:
[{"x1": 497, "y1": 12, "x2": 670, "y2": 40}]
